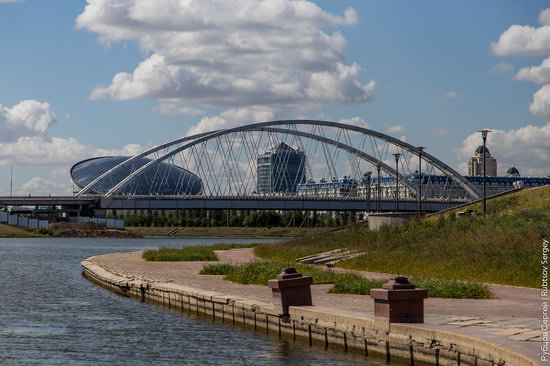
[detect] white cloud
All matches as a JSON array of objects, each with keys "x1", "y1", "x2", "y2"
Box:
[
  {"x1": 0, "y1": 0, "x2": 24, "y2": 3},
  {"x1": 493, "y1": 9, "x2": 550, "y2": 119},
  {"x1": 338, "y1": 116, "x2": 369, "y2": 129},
  {"x1": 515, "y1": 57, "x2": 550, "y2": 84},
  {"x1": 78, "y1": 0, "x2": 374, "y2": 113},
  {"x1": 154, "y1": 101, "x2": 205, "y2": 116},
  {"x1": 19, "y1": 177, "x2": 69, "y2": 196},
  {"x1": 459, "y1": 123, "x2": 550, "y2": 176},
  {"x1": 529, "y1": 84, "x2": 550, "y2": 117},
  {"x1": 445, "y1": 91, "x2": 459, "y2": 100},
  {"x1": 386, "y1": 125, "x2": 404, "y2": 134},
  {"x1": 489, "y1": 62, "x2": 514, "y2": 74},
  {"x1": 0, "y1": 136, "x2": 142, "y2": 166},
  {"x1": 187, "y1": 107, "x2": 275, "y2": 136},
  {"x1": 539, "y1": 9, "x2": 550, "y2": 26},
  {"x1": 0, "y1": 99, "x2": 142, "y2": 166},
  {"x1": 492, "y1": 8, "x2": 550, "y2": 56},
  {"x1": 0, "y1": 100, "x2": 57, "y2": 142}
]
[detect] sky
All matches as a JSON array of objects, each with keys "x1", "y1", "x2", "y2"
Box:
[{"x1": 0, "y1": 0, "x2": 549, "y2": 195}]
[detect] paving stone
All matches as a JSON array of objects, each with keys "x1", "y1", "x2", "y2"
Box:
[
  {"x1": 446, "y1": 319, "x2": 493, "y2": 326},
  {"x1": 493, "y1": 327, "x2": 535, "y2": 337},
  {"x1": 507, "y1": 330, "x2": 542, "y2": 341}
]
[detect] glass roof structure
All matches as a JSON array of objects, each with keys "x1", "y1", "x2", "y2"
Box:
[{"x1": 70, "y1": 156, "x2": 203, "y2": 196}]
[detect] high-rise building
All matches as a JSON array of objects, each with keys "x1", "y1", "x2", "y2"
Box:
[
  {"x1": 468, "y1": 145, "x2": 497, "y2": 176},
  {"x1": 256, "y1": 142, "x2": 306, "y2": 194}
]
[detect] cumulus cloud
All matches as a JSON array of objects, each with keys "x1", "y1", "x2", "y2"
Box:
[
  {"x1": 19, "y1": 177, "x2": 69, "y2": 196},
  {"x1": 0, "y1": 99, "x2": 142, "y2": 166},
  {"x1": 0, "y1": 100, "x2": 57, "y2": 142},
  {"x1": 458, "y1": 123, "x2": 550, "y2": 176},
  {"x1": 493, "y1": 9, "x2": 550, "y2": 118},
  {"x1": 492, "y1": 9, "x2": 550, "y2": 56},
  {"x1": 77, "y1": 0, "x2": 375, "y2": 123},
  {"x1": 338, "y1": 117, "x2": 369, "y2": 129},
  {"x1": 539, "y1": 9, "x2": 550, "y2": 26},
  {"x1": 529, "y1": 84, "x2": 550, "y2": 117},
  {"x1": 187, "y1": 107, "x2": 275, "y2": 136},
  {"x1": 489, "y1": 62, "x2": 514, "y2": 74},
  {"x1": 386, "y1": 125, "x2": 404, "y2": 134},
  {"x1": 515, "y1": 57, "x2": 550, "y2": 84},
  {"x1": 154, "y1": 101, "x2": 205, "y2": 116},
  {"x1": 0, "y1": 136, "x2": 142, "y2": 166}
]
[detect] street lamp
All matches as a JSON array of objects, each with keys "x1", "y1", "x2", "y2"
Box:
[
  {"x1": 376, "y1": 163, "x2": 382, "y2": 212},
  {"x1": 417, "y1": 147, "x2": 425, "y2": 217},
  {"x1": 478, "y1": 129, "x2": 491, "y2": 216},
  {"x1": 392, "y1": 153, "x2": 401, "y2": 211}
]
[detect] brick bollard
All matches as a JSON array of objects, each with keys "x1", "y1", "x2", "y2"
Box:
[
  {"x1": 370, "y1": 276, "x2": 428, "y2": 323},
  {"x1": 268, "y1": 267, "x2": 313, "y2": 316}
]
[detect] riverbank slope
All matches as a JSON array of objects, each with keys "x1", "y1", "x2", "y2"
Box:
[{"x1": 256, "y1": 186, "x2": 550, "y2": 287}]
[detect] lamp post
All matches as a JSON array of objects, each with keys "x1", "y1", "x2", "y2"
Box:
[
  {"x1": 392, "y1": 153, "x2": 401, "y2": 211},
  {"x1": 478, "y1": 129, "x2": 491, "y2": 216},
  {"x1": 376, "y1": 163, "x2": 381, "y2": 212},
  {"x1": 416, "y1": 147, "x2": 425, "y2": 217}
]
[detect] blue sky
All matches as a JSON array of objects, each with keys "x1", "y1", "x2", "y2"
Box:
[{"x1": 0, "y1": 0, "x2": 549, "y2": 195}]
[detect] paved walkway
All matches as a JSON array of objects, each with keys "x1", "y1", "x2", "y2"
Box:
[{"x1": 91, "y1": 248, "x2": 541, "y2": 362}]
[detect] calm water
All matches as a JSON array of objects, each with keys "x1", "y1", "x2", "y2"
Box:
[{"x1": 0, "y1": 237, "x2": 399, "y2": 365}]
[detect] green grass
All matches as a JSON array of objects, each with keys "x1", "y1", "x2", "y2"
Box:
[
  {"x1": 409, "y1": 277, "x2": 491, "y2": 299},
  {"x1": 143, "y1": 243, "x2": 258, "y2": 261},
  {"x1": 199, "y1": 261, "x2": 490, "y2": 298},
  {"x1": 0, "y1": 223, "x2": 46, "y2": 238},
  {"x1": 144, "y1": 246, "x2": 219, "y2": 261},
  {"x1": 254, "y1": 186, "x2": 550, "y2": 288}
]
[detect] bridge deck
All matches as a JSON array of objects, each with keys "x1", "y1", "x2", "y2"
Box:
[{"x1": 0, "y1": 195, "x2": 464, "y2": 213}]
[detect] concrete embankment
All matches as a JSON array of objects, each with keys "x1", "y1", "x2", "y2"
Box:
[{"x1": 82, "y1": 257, "x2": 537, "y2": 366}]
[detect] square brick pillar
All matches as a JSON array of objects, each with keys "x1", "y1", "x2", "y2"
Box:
[
  {"x1": 268, "y1": 268, "x2": 313, "y2": 316},
  {"x1": 370, "y1": 276, "x2": 428, "y2": 323}
]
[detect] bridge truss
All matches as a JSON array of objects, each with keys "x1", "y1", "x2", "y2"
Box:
[{"x1": 77, "y1": 120, "x2": 481, "y2": 205}]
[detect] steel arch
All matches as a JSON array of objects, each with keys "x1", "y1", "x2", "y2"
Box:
[
  {"x1": 76, "y1": 130, "x2": 217, "y2": 196},
  {"x1": 78, "y1": 120, "x2": 481, "y2": 199}
]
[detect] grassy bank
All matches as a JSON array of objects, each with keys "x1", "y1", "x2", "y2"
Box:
[
  {"x1": 200, "y1": 261, "x2": 490, "y2": 299},
  {"x1": 143, "y1": 243, "x2": 257, "y2": 261},
  {"x1": 255, "y1": 186, "x2": 550, "y2": 288},
  {"x1": 0, "y1": 223, "x2": 44, "y2": 238},
  {"x1": 128, "y1": 226, "x2": 330, "y2": 238}
]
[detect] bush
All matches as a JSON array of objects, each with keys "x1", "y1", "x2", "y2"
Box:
[
  {"x1": 411, "y1": 277, "x2": 491, "y2": 299},
  {"x1": 199, "y1": 260, "x2": 491, "y2": 299},
  {"x1": 329, "y1": 273, "x2": 383, "y2": 295},
  {"x1": 200, "y1": 263, "x2": 235, "y2": 275},
  {"x1": 143, "y1": 246, "x2": 218, "y2": 261}
]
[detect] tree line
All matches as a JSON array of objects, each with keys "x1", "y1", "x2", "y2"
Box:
[{"x1": 107, "y1": 209, "x2": 361, "y2": 228}]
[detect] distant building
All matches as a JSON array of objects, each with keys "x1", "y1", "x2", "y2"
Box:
[
  {"x1": 506, "y1": 166, "x2": 520, "y2": 177},
  {"x1": 256, "y1": 142, "x2": 306, "y2": 194},
  {"x1": 468, "y1": 145, "x2": 497, "y2": 176},
  {"x1": 70, "y1": 156, "x2": 203, "y2": 195},
  {"x1": 297, "y1": 145, "x2": 550, "y2": 201}
]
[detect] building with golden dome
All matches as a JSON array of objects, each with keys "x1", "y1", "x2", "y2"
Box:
[{"x1": 467, "y1": 145, "x2": 497, "y2": 176}]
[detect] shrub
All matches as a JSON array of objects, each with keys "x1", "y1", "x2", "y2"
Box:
[
  {"x1": 200, "y1": 263, "x2": 235, "y2": 275},
  {"x1": 411, "y1": 277, "x2": 491, "y2": 299},
  {"x1": 143, "y1": 246, "x2": 218, "y2": 261}
]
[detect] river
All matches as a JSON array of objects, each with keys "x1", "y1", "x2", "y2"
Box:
[{"x1": 0, "y1": 237, "x2": 401, "y2": 365}]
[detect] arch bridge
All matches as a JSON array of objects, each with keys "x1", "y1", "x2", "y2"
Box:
[{"x1": 73, "y1": 120, "x2": 481, "y2": 213}]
